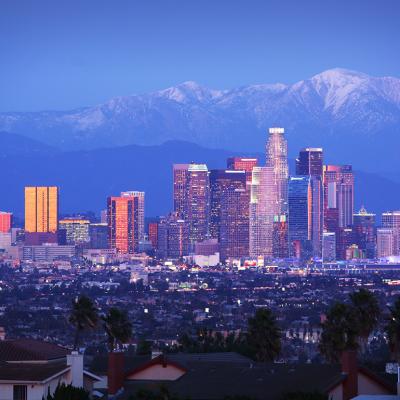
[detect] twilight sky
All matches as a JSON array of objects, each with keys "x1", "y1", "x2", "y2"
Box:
[{"x1": 1, "y1": 0, "x2": 399, "y2": 112}]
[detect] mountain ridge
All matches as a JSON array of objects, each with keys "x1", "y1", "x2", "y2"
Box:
[{"x1": 0, "y1": 68, "x2": 400, "y2": 172}]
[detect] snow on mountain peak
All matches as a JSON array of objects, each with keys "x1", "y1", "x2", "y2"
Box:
[{"x1": 157, "y1": 81, "x2": 224, "y2": 103}]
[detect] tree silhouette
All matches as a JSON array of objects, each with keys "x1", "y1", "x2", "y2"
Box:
[
  {"x1": 349, "y1": 288, "x2": 380, "y2": 352},
  {"x1": 247, "y1": 308, "x2": 281, "y2": 362},
  {"x1": 68, "y1": 295, "x2": 98, "y2": 350},
  {"x1": 319, "y1": 302, "x2": 358, "y2": 362},
  {"x1": 102, "y1": 307, "x2": 132, "y2": 351}
]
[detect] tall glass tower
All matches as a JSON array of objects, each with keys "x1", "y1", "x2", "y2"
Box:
[{"x1": 266, "y1": 127, "x2": 289, "y2": 216}]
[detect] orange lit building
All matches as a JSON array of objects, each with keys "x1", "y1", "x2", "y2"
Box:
[
  {"x1": 107, "y1": 194, "x2": 141, "y2": 253},
  {"x1": 24, "y1": 186, "x2": 59, "y2": 233},
  {"x1": 0, "y1": 212, "x2": 12, "y2": 233}
]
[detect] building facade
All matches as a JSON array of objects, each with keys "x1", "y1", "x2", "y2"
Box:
[
  {"x1": 209, "y1": 169, "x2": 246, "y2": 240},
  {"x1": 107, "y1": 194, "x2": 141, "y2": 254},
  {"x1": 219, "y1": 187, "x2": 249, "y2": 260},
  {"x1": 24, "y1": 186, "x2": 59, "y2": 233}
]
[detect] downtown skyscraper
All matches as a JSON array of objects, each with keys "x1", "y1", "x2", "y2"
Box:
[
  {"x1": 107, "y1": 192, "x2": 143, "y2": 254},
  {"x1": 288, "y1": 176, "x2": 323, "y2": 259},
  {"x1": 173, "y1": 163, "x2": 210, "y2": 246},
  {"x1": 209, "y1": 169, "x2": 246, "y2": 240},
  {"x1": 323, "y1": 165, "x2": 354, "y2": 230},
  {"x1": 24, "y1": 186, "x2": 59, "y2": 233},
  {"x1": 249, "y1": 166, "x2": 276, "y2": 258},
  {"x1": 266, "y1": 127, "x2": 289, "y2": 216}
]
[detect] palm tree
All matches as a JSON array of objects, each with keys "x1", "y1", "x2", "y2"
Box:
[
  {"x1": 69, "y1": 295, "x2": 99, "y2": 350},
  {"x1": 102, "y1": 307, "x2": 132, "y2": 351},
  {"x1": 319, "y1": 302, "x2": 358, "y2": 362},
  {"x1": 387, "y1": 297, "x2": 400, "y2": 362},
  {"x1": 247, "y1": 308, "x2": 281, "y2": 362},
  {"x1": 349, "y1": 288, "x2": 380, "y2": 352}
]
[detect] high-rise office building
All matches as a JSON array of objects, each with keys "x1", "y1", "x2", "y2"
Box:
[
  {"x1": 226, "y1": 157, "x2": 258, "y2": 186},
  {"x1": 89, "y1": 223, "x2": 108, "y2": 249},
  {"x1": 296, "y1": 148, "x2": 323, "y2": 177},
  {"x1": 272, "y1": 215, "x2": 288, "y2": 259},
  {"x1": 157, "y1": 212, "x2": 189, "y2": 259},
  {"x1": 382, "y1": 211, "x2": 400, "y2": 255},
  {"x1": 173, "y1": 163, "x2": 209, "y2": 245},
  {"x1": 249, "y1": 166, "x2": 276, "y2": 258},
  {"x1": 121, "y1": 191, "x2": 145, "y2": 241},
  {"x1": 266, "y1": 127, "x2": 289, "y2": 216},
  {"x1": 209, "y1": 169, "x2": 246, "y2": 240},
  {"x1": 25, "y1": 186, "x2": 59, "y2": 233},
  {"x1": 107, "y1": 194, "x2": 141, "y2": 254},
  {"x1": 288, "y1": 176, "x2": 323, "y2": 259},
  {"x1": 336, "y1": 227, "x2": 356, "y2": 260},
  {"x1": 0, "y1": 212, "x2": 12, "y2": 233},
  {"x1": 376, "y1": 228, "x2": 398, "y2": 258},
  {"x1": 59, "y1": 218, "x2": 91, "y2": 245},
  {"x1": 322, "y1": 232, "x2": 336, "y2": 262},
  {"x1": 323, "y1": 165, "x2": 354, "y2": 230},
  {"x1": 353, "y1": 207, "x2": 376, "y2": 259},
  {"x1": 219, "y1": 187, "x2": 249, "y2": 260},
  {"x1": 148, "y1": 222, "x2": 159, "y2": 250}
]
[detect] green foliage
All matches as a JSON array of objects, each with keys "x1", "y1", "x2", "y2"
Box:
[
  {"x1": 247, "y1": 308, "x2": 281, "y2": 362},
  {"x1": 102, "y1": 307, "x2": 133, "y2": 351},
  {"x1": 319, "y1": 302, "x2": 359, "y2": 362},
  {"x1": 68, "y1": 295, "x2": 99, "y2": 350},
  {"x1": 43, "y1": 383, "x2": 89, "y2": 400}
]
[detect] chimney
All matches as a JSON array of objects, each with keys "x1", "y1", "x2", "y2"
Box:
[
  {"x1": 108, "y1": 352, "x2": 125, "y2": 396},
  {"x1": 341, "y1": 350, "x2": 358, "y2": 400},
  {"x1": 67, "y1": 351, "x2": 84, "y2": 388}
]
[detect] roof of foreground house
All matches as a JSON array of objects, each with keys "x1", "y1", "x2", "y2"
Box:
[{"x1": 0, "y1": 339, "x2": 69, "y2": 362}]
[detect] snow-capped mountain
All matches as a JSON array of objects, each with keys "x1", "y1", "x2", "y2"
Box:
[{"x1": 1, "y1": 68, "x2": 400, "y2": 171}]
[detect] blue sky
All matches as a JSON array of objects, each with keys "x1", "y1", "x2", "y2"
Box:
[{"x1": 1, "y1": 0, "x2": 399, "y2": 111}]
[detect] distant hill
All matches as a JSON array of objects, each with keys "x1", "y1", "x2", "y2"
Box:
[
  {"x1": 0, "y1": 131, "x2": 57, "y2": 157},
  {"x1": 0, "y1": 68, "x2": 400, "y2": 173},
  {"x1": 0, "y1": 140, "x2": 398, "y2": 219}
]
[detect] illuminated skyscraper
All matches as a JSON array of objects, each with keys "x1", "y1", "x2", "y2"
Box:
[
  {"x1": 121, "y1": 191, "x2": 145, "y2": 241},
  {"x1": 220, "y1": 187, "x2": 249, "y2": 260},
  {"x1": 323, "y1": 165, "x2": 354, "y2": 230},
  {"x1": 107, "y1": 194, "x2": 141, "y2": 254},
  {"x1": 266, "y1": 127, "x2": 289, "y2": 216},
  {"x1": 226, "y1": 157, "x2": 258, "y2": 186},
  {"x1": 249, "y1": 166, "x2": 276, "y2": 258},
  {"x1": 24, "y1": 186, "x2": 58, "y2": 233},
  {"x1": 209, "y1": 169, "x2": 246, "y2": 240},
  {"x1": 173, "y1": 163, "x2": 209, "y2": 245},
  {"x1": 0, "y1": 212, "x2": 12, "y2": 233}
]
